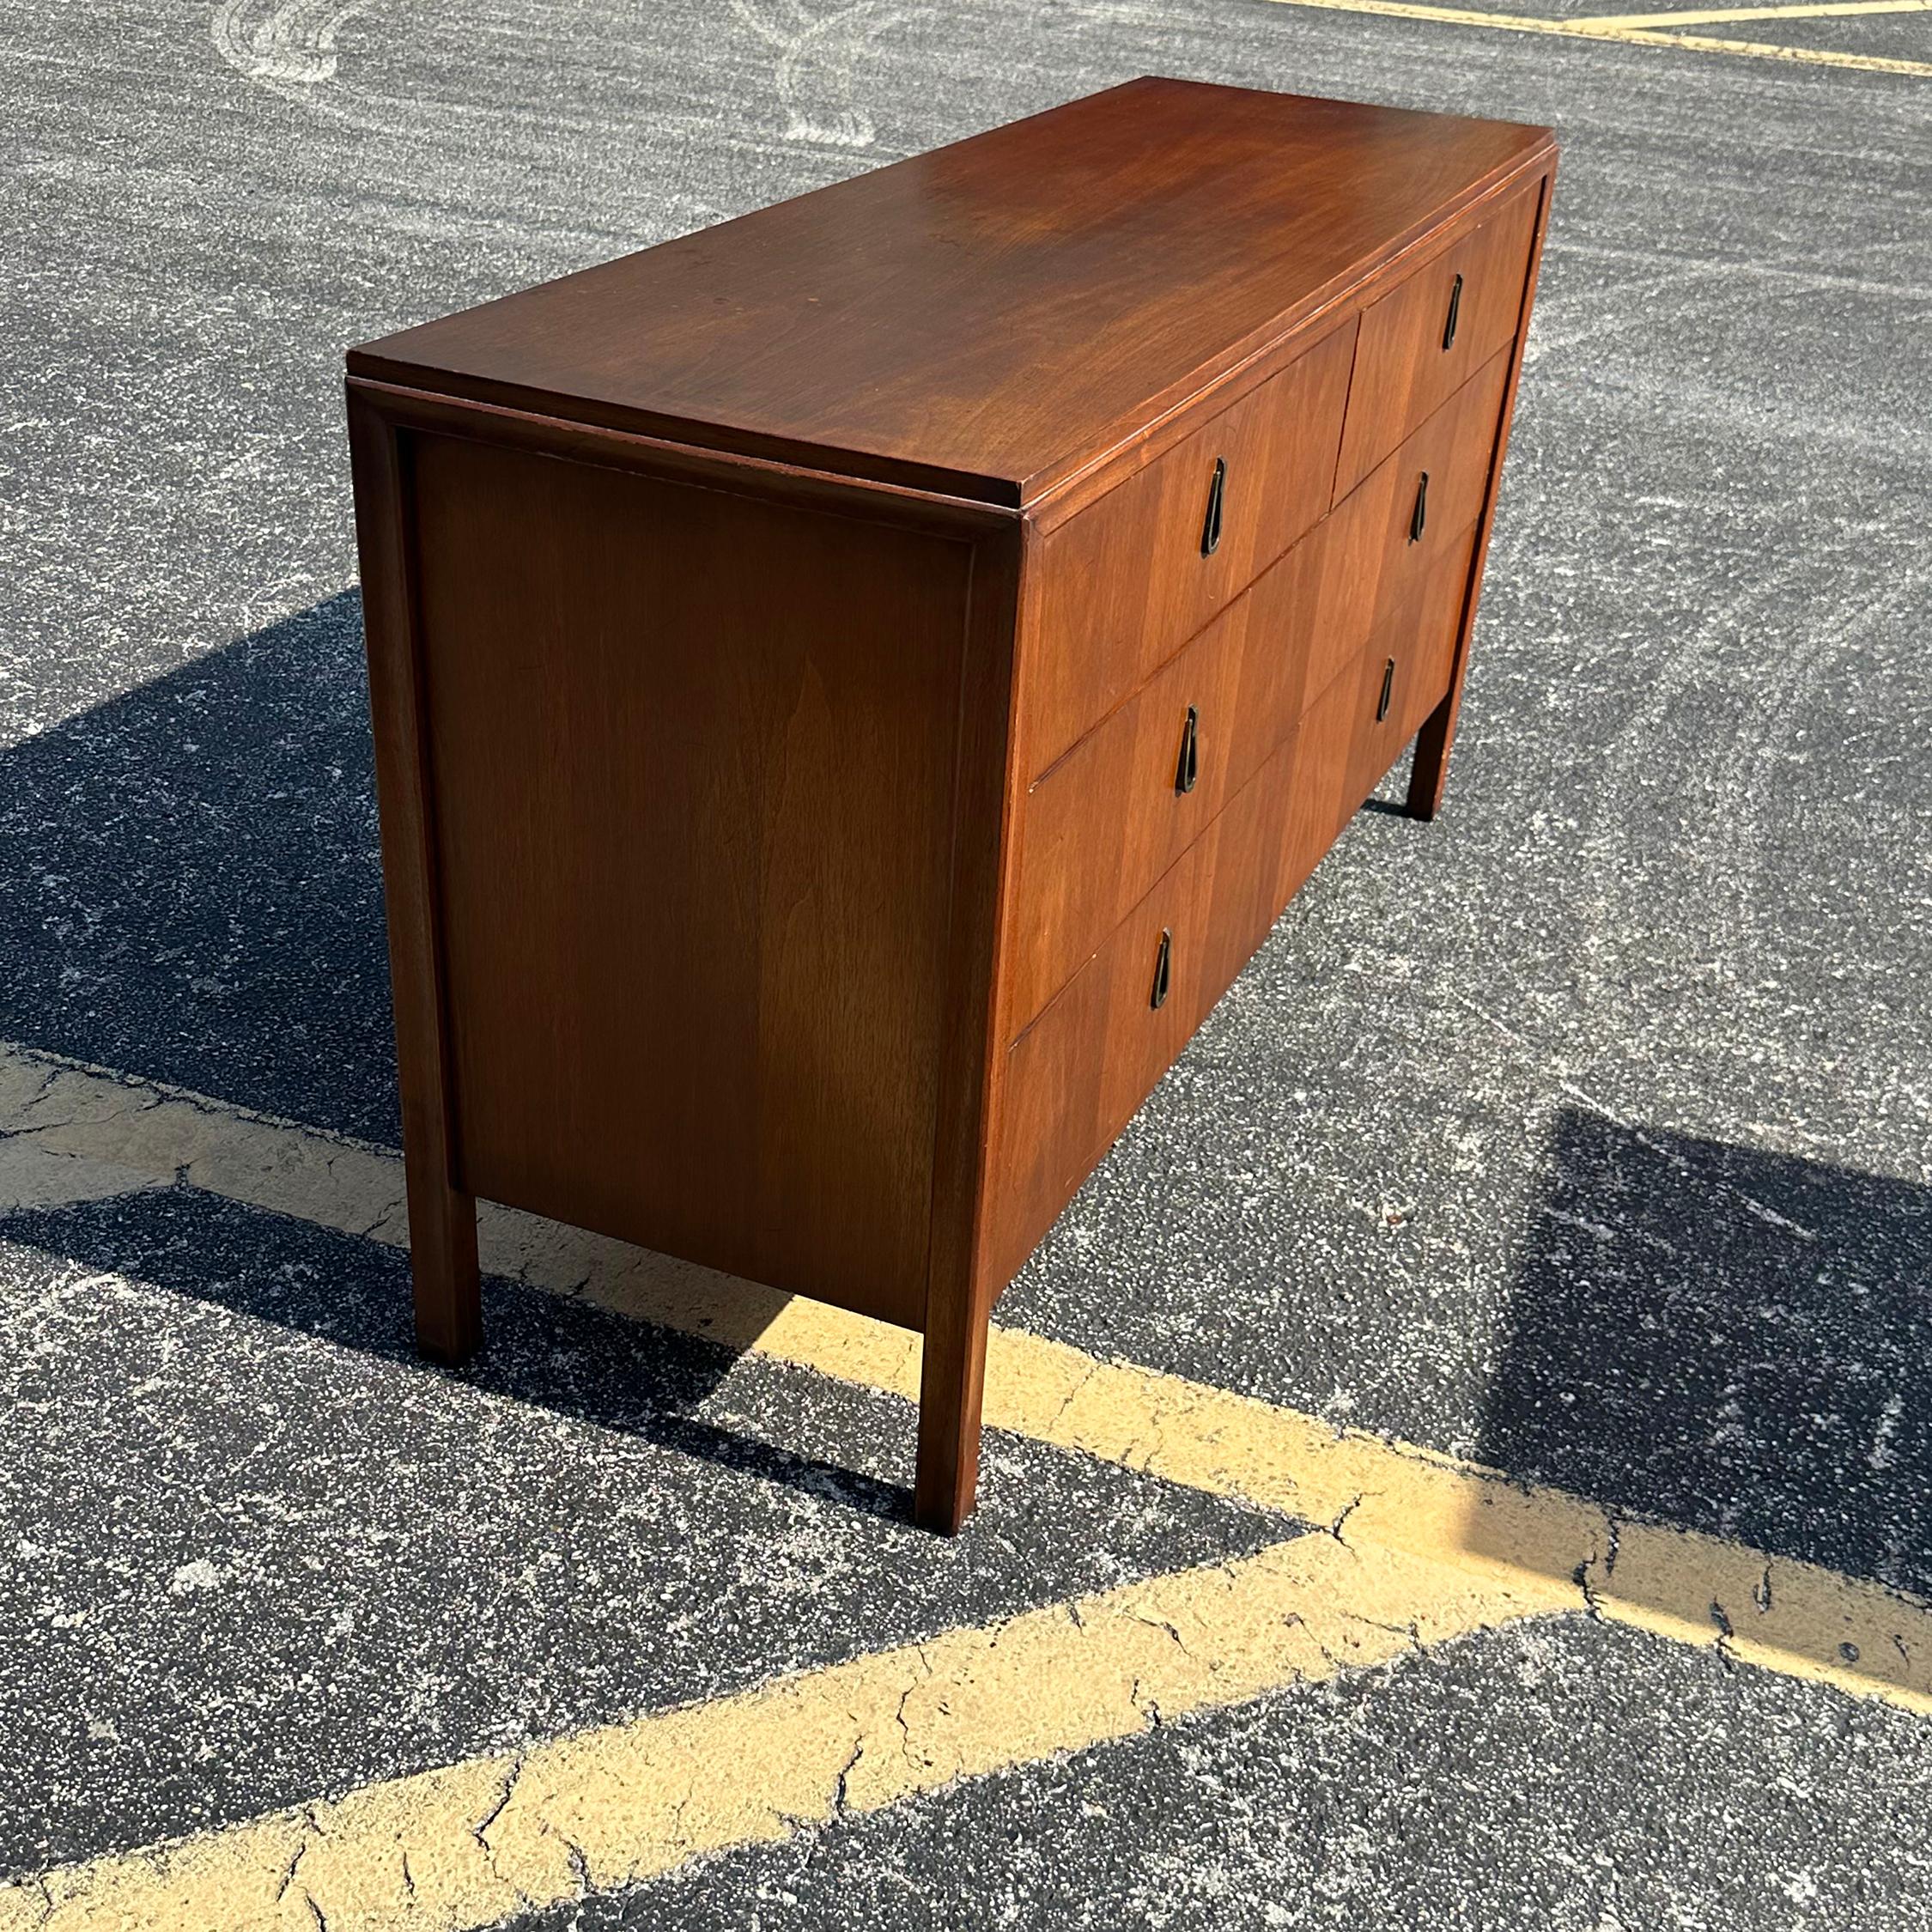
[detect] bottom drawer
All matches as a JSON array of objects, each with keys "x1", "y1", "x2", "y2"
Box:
[{"x1": 988, "y1": 726, "x2": 1303, "y2": 1288}]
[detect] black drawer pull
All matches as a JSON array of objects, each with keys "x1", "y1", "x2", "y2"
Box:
[
  {"x1": 1377, "y1": 658, "x2": 1396, "y2": 724},
  {"x1": 1175, "y1": 704, "x2": 1200, "y2": 794},
  {"x1": 1443, "y1": 271, "x2": 1464, "y2": 351},
  {"x1": 1151, "y1": 928, "x2": 1172, "y2": 1010},
  {"x1": 1409, "y1": 471, "x2": 1429, "y2": 544},
  {"x1": 1200, "y1": 457, "x2": 1226, "y2": 557}
]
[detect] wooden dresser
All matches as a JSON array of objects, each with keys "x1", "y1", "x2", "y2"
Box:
[{"x1": 346, "y1": 78, "x2": 1556, "y2": 1531}]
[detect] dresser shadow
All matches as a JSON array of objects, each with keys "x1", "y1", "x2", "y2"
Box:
[
  {"x1": 0, "y1": 596, "x2": 919, "y2": 1517},
  {"x1": 0, "y1": 591, "x2": 400, "y2": 1145},
  {"x1": 1473, "y1": 1107, "x2": 1932, "y2": 1602},
  {"x1": 1, "y1": 1184, "x2": 915, "y2": 1522}
]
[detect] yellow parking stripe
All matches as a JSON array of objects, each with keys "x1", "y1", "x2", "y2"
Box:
[
  {"x1": 1582, "y1": 0, "x2": 1929, "y2": 27},
  {"x1": 4, "y1": 1039, "x2": 1931, "y2": 1922},
  {"x1": 0, "y1": 1534, "x2": 1565, "y2": 1932},
  {"x1": 3, "y1": 1039, "x2": 1929, "y2": 1717},
  {"x1": 1263, "y1": 0, "x2": 1932, "y2": 76}
]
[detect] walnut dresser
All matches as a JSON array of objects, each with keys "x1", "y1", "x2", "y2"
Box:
[{"x1": 346, "y1": 78, "x2": 1557, "y2": 1532}]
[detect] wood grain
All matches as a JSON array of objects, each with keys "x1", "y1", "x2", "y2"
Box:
[
  {"x1": 989, "y1": 730, "x2": 1303, "y2": 1288},
  {"x1": 1006, "y1": 588, "x2": 1273, "y2": 1037},
  {"x1": 1345, "y1": 525, "x2": 1485, "y2": 808},
  {"x1": 1006, "y1": 346, "x2": 1513, "y2": 1034},
  {"x1": 350, "y1": 80, "x2": 1553, "y2": 507},
  {"x1": 406, "y1": 432, "x2": 984, "y2": 1330},
  {"x1": 1020, "y1": 324, "x2": 1355, "y2": 776},
  {"x1": 1409, "y1": 167, "x2": 1559, "y2": 822},
  {"x1": 346, "y1": 388, "x2": 481, "y2": 1364},
  {"x1": 914, "y1": 526, "x2": 1027, "y2": 1533},
  {"x1": 991, "y1": 512, "x2": 1484, "y2": 1283}
]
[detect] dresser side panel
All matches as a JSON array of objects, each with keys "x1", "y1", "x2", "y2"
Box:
[{"x1": 404, "y1": 431, "x2": 976, "y2": 1328}]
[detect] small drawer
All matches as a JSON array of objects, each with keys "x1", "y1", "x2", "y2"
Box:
[
  {"x1": 1334, "y1": 186, "x2": 1540, "y2": 498},
  {"x1": 1342, "y1": 524, "x2": 1482, "y2": 809},
  {"x1": 1005, "y1": 572, "x2": 1310, "y2": 1034},
  {"x1": 1021, "y1": 322, "x2": 1357, "y2": 780}
]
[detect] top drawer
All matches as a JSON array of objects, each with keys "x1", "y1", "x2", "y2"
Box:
[
  {"x1": 1333, "y1": 185, "x2": 1540, "y2": 497},
  {"x1": 1019, "y1": 322, "x2": 1356, "y2": 780}
]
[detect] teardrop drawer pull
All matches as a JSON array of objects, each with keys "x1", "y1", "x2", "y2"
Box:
[
  {"x1": 1409, "y1": 471, "x2": 1428, "y2": 544},
  {"x1": 1443, "y1": 271, "x2": 1464, "y2": 350},
  {"x1": 1151, "y1": 928, "x2": 1173, "y2": 1010},
  {"x1": 1200, "y1": 458, "x2": 1226, "y2": 557},
  {"x1": 1376, "y1": 658, "x2": 1396, "y2": 724},
  {"x1": 1175, "y1": 704, "x2": 1200, "y2": 795}
]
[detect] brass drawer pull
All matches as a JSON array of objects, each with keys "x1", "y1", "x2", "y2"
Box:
[
  {"x1": 1377, "y1": 657, "x2": 1396, "y2": 723},
  {"x1": 1409, "y1": 471, "x2": 1428, "y2": 544},
  {"x1": 1200, "y1": 457, "x2": 1226, "y2": 557},
  {"x1": 1443, "y1": 271, "x2": 1464, "y2": 350},
  {"x1": 1175, "y1": 704, "x2": 1200, "y2": 794},
  {"x1": 1151, "y1": 927, "x2": 1172, "y2": 1010}
]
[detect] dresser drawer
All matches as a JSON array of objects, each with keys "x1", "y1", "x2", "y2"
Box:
[
  {"x1": 1005, "y1": 576, "x2": 1303, "y2": 1033},
  {"x1": 991, "y1": 736, "x2": 1297, "y2": 1285},
  {"x1": 1342, "y1": 523, "x2": 1482, "y2": 808},
  {"x1": 1300, "y1": 345, "x2": 1511, "y2": 706},
  {"x1": 1021, "y1": 323, "x2": 1356, "y2": 779},
  {"x1": 1334, "y1": 185, "x2": 1539, "y2": 497},
  {"x1": 1274, "y1": 658, "x2": 1363, "y2": 896}
]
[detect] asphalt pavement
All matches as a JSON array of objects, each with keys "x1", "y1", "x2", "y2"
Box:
[{"x1": 2, "y1": 0, "x2": 1929, "y2": 1924}]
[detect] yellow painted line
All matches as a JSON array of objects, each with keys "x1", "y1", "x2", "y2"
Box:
[
  {"x1": 1583, "y1": 0, "x2": 1929, "y2": 27},
  {"x1": 3, "y1": 1039, "x2": 1929, "y2": 1718},
  {"x1": 0, "y1": 1532, "x2": 1567, "y2": 1932},
  {"x1": 3, "y1": 1039, "x2": 1931, "y2": 1922},
  {"x1": 1263, "y1": 0, "x2": 1932, "y2": 76}
]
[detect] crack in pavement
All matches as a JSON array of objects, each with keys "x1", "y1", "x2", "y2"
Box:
[{"x1": 0, "y1": 1533, "x2": 1564, "y2": 1932}]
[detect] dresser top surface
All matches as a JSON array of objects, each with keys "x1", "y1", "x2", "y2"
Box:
[{"x1": 349, "y1": 79, "x2": 1553, "y2": 508}]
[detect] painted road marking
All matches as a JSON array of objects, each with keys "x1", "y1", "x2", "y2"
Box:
[
  {"x1": 1265, "y1": 0, "x2": 1932, "y2": 76},
  {"x1": 210, "y1": 0, "x2": 372, "y2": 89},
  {"x1": 1581, "y1": 0, "x2": 1930, "y2": 26},
  {"x1": 0, "y1": 1533, "x2": 1571, "y2": 1931},
  {"x1": 3, "y1": 1039, "x2": 1928, "y2": 1717}
]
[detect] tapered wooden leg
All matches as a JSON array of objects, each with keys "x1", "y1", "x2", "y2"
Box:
[
  {"x1": 910, "y1": 521, "x2": 1022, "y2": 1535},
  {"x1": 914, "y1": 1297, "x2": 991, "y2": 1534},
  {"x1": 405, "y1": 1167, "x2": 481, "y2": 1363},
  {"x1": 1405, "y1": 689, "x2": 1458, "y2": 821},
  {"x1": 349, "y1": 385, "x2": 483, "y2": 1367}
]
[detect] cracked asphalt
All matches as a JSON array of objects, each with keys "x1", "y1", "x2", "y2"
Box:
[
  {"x1": 511, "y1": 1619, "x2": 1932, "y2": 1932},
  {"x1": 3, "y1": 0, "x2": 1930, "y2": 1924}
]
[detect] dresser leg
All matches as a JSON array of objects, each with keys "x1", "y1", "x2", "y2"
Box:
[
  {"x1": 1405, "y1": 690, "x2": 1458, "y2": 821},
  {"x1": 914, "y1": 1303, "x2": 990, "y2": 1534},
  {"x1": 350, "y1": 388, "x2": 484, "y2": 1370},
  {"x1": 406, "y1": 1171, "x2": 482, "y2": 1364}
]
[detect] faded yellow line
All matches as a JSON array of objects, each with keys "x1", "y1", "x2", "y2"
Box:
[
  {"x1": 1583, "y1": 0, "x2": 1929, "y2": 26},
  {"x1": 0, "y1": 1533, "x2": 1565, "y2": 1932},
  {"x1": 1263, "y1": 0, "x2": 1932, "y2": 76},
  {"x1": 3, "y1": 1037, "x2": 1930, "y2": 1719}
]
